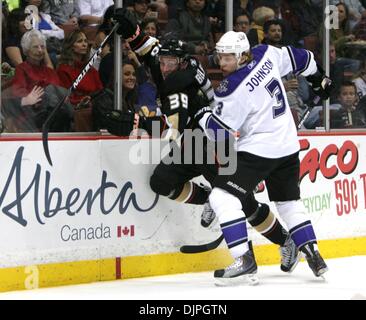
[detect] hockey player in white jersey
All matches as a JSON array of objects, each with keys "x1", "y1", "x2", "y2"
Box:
[{"x1": 195, "y1": 31, "x2": 332, "y2": 285}]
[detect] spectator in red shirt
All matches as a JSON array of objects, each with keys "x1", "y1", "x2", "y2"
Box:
[
  {"x1": 57, "y1": 30, "x2": 104, "y2": 131},
  {"x1": 12, "y1": 29, "x2": 60, "y2": 98},
  {"x1": 7, "y1": 29, "x2": 71, "y2": 132},
  {"x1": 57, "y1": 30, "x2": 103, "y2": 107}
]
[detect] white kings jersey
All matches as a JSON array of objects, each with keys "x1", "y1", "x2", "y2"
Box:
[{"x1": 199, "y1": 45, "x2": 317, "y2": 159}]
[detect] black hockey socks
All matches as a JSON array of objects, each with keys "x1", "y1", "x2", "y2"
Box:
[
  {"x1": 247, "y1": 203, "x2": 288, "y2": 246},
  {"x1": 169, "y1": 182, "x2": 209, "y2": 205}
]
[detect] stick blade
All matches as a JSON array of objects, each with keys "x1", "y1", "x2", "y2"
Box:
[
  {"x1": 180, "y1": 234, "x2": 224, "y2": 254},
  {"x1": 41, "y1": 94, "x2": 69, "y2": 166},
  {"x1": 42, "y1": 124, "x2": 53, "y2": 166}
]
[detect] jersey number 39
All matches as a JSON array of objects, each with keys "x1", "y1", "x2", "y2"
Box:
[
  {"x1": 265, "y1": 78, "x2": 286, "y2": 118},
  {"x1": 168, "y1": 93, "x2": 188, "y2": 111}
]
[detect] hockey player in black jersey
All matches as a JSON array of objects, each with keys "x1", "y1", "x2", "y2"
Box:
[{"x1": 112, "y1": 8, "x2": 301, "y2": 275}]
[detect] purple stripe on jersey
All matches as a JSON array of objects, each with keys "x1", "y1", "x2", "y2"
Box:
[
  {"x1": 287, "y1": 46, "x2": 311, "y2": 75},
  {"x1": 215, "y1": 45, "x2": 269, "y2": 98},
  {"x1": 290, "y1": 222, "x2": 317, "y2": 248},
  {"x1": 221, "y1": 219, "x2": 247, "y2": 246},
  {"x1": 206, "y1": 115, "x2": 232, "y2": 141}
]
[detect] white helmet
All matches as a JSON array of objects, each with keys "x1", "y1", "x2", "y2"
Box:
[{"x1": 215, "y1": 31, "x2": 250, "y2": 60}]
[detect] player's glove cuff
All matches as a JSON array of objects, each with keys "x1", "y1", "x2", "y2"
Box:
[{"x1": 194, "y1": 106, "x2": 212, "y2": 123}]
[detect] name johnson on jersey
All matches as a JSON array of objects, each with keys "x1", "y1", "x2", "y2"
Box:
[{"x1": 246, "y1": 59, "x2": 274, "y2": 92}]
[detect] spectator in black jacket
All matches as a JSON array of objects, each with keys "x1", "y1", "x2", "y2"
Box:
[
  {"x1": 262, "y1": 19, "x2": 283, "y2": 47},
  {"x1": 233, "y1": 12, "x2": 251, "y2": 34},
  {"x1": 164, "y1": 0, "x2": 213, "y2": 55}
]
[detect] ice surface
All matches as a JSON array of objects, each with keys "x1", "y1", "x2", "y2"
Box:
[{"x1": 1, "y1": 256, "x2": 365, "y2": 300}]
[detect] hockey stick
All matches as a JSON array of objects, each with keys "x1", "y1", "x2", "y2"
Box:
[
  {"x1": 297, "y1": 95, "x2": 321, "y2": 130},
  {"x1": 42, "y1": 23, "x2": 120, "y2": 166},
  {"x1": 180, "y1": 234, "x2": 224, "y2": 254}
]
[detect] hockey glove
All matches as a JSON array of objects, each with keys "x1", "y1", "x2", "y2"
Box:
[
  {"x1": 185, "y1": 57, "x2": 208, "y2": 87},
  {"x1": 113, "y1": 8, "x2": 140, "y2": 39},
  {"x1": 185, "y1": 56, "x2": 215, "y2": 108},
  {"x1": 194, "y1": 106, "x2": 212, "y2": 123},
  {"x1": 139, "y1": 115, "x2": 169, "y2": 138},
  {"x1": 113, "y1": 8, "x2": 158, "y2": 55},
  {"x1": 103, "y1": 110, "x2": 135, "y2": 136},
  {"x1": 306, "y1": 65, "x2": 334, "y2": 100}
]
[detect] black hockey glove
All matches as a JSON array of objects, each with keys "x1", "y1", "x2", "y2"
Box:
[
  {"x1": 113, "y1": 8, "x2": 159, "y2": 56},
  {"x1": 113, "y1": 8, "x2": 139, "y2": 38},
  {"x1": 103, "y1": 110, "x2": 135, "y2": 136},
  {"x1": 185, "y1": 56, "x2": 215, "y2": 108},
  {"x1": 306, "y1": 65, "x2": 334, "y2": 100},
  {"x1": 139, "y1": 115, "x2": 169, "y2": 138},
  {"x1": 194, "y1": 106, "x2": 212, "y2": 123},
  {"x1": 185, "y1": 56, "x2": 208, "y2": 87}
]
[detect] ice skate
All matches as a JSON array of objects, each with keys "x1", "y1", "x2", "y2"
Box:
[
  {"x1": 214, "y1": 241, "x2": 259, "y2": 286},
  {"x1": 280, "y1": 234, "x2": 301, "y2": 273},
  {"x1": 301, "y1": 243, "x2": 328, "y2": 277}
]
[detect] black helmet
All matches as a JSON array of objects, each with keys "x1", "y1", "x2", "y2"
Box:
[{"x1": 159, "y1": 39, "x2": 187, "y2": 58}]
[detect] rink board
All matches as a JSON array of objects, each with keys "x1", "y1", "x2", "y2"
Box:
[{"x1": 0, "y1": 133, "x2": 366, "y2": 292}]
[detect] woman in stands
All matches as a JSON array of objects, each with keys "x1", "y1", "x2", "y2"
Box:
[
  {"x1": 121, "y1": 59, "x2": 158, "y2": 115},
  {"x1": 141, "y1": 18, "x2": 160, "y2": 38},
  {"x1": 4, "y1": 8, "x2": 53, "y2": 68},
  {"x1": 330, "y1": 2, "x2": 355, "y2": 57},
  {"x1": 57, "y1": 30, "x2": 104, "y2": 131},
  {"x1": 12, "y1": 29, "x2": 60, "y2": 97},
  {"x1": 8, "y1": 29, "x2": 71, "y2": 132}
]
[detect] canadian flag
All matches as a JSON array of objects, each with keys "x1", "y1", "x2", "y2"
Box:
[{"x1": 117, "y1": 225, "x2": 135, "y2": 238}]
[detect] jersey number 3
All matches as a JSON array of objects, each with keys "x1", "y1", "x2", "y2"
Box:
[{"x1": 265, "y1": 78, "x2": 286, "y2": 118}]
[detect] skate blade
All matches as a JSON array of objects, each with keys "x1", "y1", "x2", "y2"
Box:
[
  {"x1": 316, "y1": 266, "x2": 329, "y2": 280},
  {"x1": 214, "y1": 274, "x2": 259, "y2": 287},
  {"x1": 287, "y1": 251, "x2": 303, "y2": 273}
]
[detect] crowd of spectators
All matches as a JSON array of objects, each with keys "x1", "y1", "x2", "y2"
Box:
[{"x1": 1, "y1": 0, "x2": 366, "y2": 133}]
